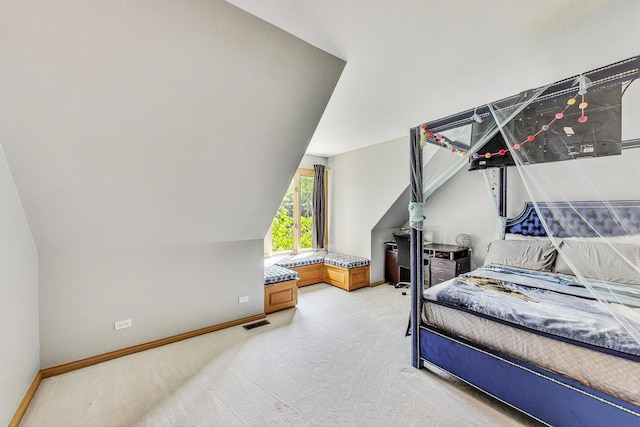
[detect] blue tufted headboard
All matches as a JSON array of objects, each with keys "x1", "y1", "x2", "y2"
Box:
[{"x1": 505, "y1": 201, "x2": 640, "y2": 238}]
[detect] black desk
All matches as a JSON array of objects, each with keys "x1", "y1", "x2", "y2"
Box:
[{"x1": 384, "y1": 241, "x2": 470, "y2": 286}]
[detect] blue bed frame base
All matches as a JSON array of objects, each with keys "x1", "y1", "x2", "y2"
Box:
[{"x1": 421, "y1": 326, "x2": 640, "y2": 426}]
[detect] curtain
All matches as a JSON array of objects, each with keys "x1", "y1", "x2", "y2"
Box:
[{"x1": 312, "y1": 164, "x2": 325, "y2": 250}]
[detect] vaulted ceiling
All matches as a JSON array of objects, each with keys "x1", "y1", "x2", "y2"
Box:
[
  {"x1": 2, "y1": 0, "x2": 639, "y2": 252},
  {"x1": 228, "y1": 0, "x2": 640, "y2": 157},
  {"x1": 0, "y1": 1, "x2": 344, "y2": 250}
]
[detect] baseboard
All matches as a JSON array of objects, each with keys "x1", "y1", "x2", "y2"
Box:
[
  {"x1": 9, "y1": 371, "x2": 42, "y2": 427},
  {"x1": 12, "y1": 313, "x2": 265, "y2": 424},
  {"x1": 41, "y1": 312, "x2": 266, "y2": 378},
  {"x1": 370, "y1": 280, "x2": 386, "y2": 287}
]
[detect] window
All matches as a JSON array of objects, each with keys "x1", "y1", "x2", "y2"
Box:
[{"x1": 265, "y1": 168, "x2": 318, "y2": 256}]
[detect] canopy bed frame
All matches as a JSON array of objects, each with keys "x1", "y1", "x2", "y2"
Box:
[
  {"x1": 411, "y1": 198, "x2": 640, "y2": 426},
  {"x1": 408, "y1": 57, "x2": 640, "y2": 426}
]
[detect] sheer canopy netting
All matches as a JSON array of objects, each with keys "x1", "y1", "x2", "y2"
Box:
[
  {"x1": 417, "y1": 57, "x2": 640, "y2": 347},
  {"x1": 410, "y1": 86, "x2": 548, "y2": 230}
]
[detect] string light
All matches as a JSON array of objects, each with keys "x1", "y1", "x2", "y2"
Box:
[
  {"x1": 420, "y1": 87, "x2": 589, "y2": 159},
  {"x1": 419, "y1": 123, "x2": 468, "y2": 156}
]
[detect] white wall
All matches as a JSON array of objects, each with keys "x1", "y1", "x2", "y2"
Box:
[
  {"x1": 423, "y1": 168, "x2": 497, "y2": 268},
  {"x1": 507, "y1": 148, "x2": 640, "y2": 212},
  {"x1": 0, "y1": 1, "x2": 344, "y2": 368},
  {"x1": 39, "y1": 240, "x2": 262, "y2": 368},
  {"x1": 0, "y1": 146, "x2": 39, "y2": 425},
  {"x1": 424, "y1": 149, "x2": 640, "y2": 268},
  {"x1": 299, "y1": 154, "x2": 327, "y2": 170},
  {"x1": 328, "y1": 136, "x2": 408, "y2": 282},
  {"x1": 330, "y1": 138, "x2": 640, "y2": 275},
  {"x1": 0, "y1": 1, "x2": 345, "y2": 251}
]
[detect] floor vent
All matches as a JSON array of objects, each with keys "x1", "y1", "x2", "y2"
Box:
[{"x1": 242, "y1": 319, "x2": 271, "y2": 330}]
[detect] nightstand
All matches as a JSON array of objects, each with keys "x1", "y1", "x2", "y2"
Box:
[{"x1": 424, "y1": 244, "x2": 470, "y2": 286}]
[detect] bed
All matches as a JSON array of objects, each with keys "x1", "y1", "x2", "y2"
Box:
[
  {"x1": 415, "y1": 202, "x2": 640, "y2": 426},
  {"x1": 405, "y1": 55, "x2": 640, "y2": 425}
]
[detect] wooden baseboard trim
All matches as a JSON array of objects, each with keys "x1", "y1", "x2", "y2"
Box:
[
  {"x1": 9, "y1": 371, "x2": 42, "y2": 427},
  {"x1": 12, "y1": 313, "x2": 265, "y2": 424},
  {"x1": 41, "y1": 312, "x2": 265, "y2": 378},
  {"x1": 370, "y1": 280, "x2": 386, "y2": 287}
]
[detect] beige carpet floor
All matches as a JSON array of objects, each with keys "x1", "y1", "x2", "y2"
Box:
[{"x1": 21, "y1": 283, "x2": 541, "y2": 426}]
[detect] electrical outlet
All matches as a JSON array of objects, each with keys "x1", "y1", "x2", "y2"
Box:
[
  {"x1": 114, "y1": 319, "x2": 132, "y2": 330},
  {"x1": 238, "y1": 296, "x2": 249, "y2": 304}
]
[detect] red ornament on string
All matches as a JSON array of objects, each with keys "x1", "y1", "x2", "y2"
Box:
[{"x1": 439, "y1": 87, "x2": 587, "y2": 160}]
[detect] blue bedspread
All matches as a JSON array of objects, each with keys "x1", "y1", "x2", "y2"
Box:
[{"x1": 423, "y1": 265, "x2": 640, "y2": 357}]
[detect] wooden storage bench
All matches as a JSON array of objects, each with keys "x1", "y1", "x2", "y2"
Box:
[
  {"x1": 273, "y1": 251, "x2": 371, "y2": 292},
  {"x1": 264, "y1": 279, "x2": 298, "y2": 314},
  {"x1": 322, "y1": 263, "x2": 370, "y2": 291},
  {"x1": 263, "y1": 264, "x2": 299, "y2": 314},
  {"x1": 292, "y1": 263, "x2": 324, "y2": 287}
]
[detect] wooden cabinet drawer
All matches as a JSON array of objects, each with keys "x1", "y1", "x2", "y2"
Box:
[
  {"x1": 429, "y1": 255, "x2": 471, "y2": 287},
  {"x1": 430, "y1": 265, "x2": 453, "y2": 276},
  {"x1": 431, "y1": 257, "x2": 470, "y2": 273},
  {"x1": 264, "y1": 279, "x2": 298, "y2": 314},
  {"x1": 430, "y1": 273, "x2": 453, "y2": 286},
  {"x1": 430, "y1": 257, "x2": 455, "y2": 268}
]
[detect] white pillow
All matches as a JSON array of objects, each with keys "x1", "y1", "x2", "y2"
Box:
[
  {"x1": 562, "y1": 235, "x2": 640, "y2": 245},
  {"x1": 504, "y1": 233, "x2": 551, "y2": 241},
  {"x1": 484, "y1": 240, "x2": 557, "y2": 272},
  {"x1": 554, "y1": 240, "x2": 640, "y2": 285}
]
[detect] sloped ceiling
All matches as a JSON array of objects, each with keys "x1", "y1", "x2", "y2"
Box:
[
  {"x1": 0, "y1": 1, "x2": 345, "y2": 250},
  {"x1": 228, "y1": 0, "x2": 640, "y2": 157}
]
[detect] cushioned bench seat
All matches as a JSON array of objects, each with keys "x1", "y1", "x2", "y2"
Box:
[
  {"x1": 274, "y1": 252, "x2": 370, "y2": 292},
  {"x1": 263, "y1": 264, "x2": 299, "y2": 314},
  {"x1": 275, "y1": 253, "x2": 325, "y2": 287},
  {"x1": 262, "y1": 252, "x2": 371, "y2": 314},
  {"x1": 264, "y1": 264, "x2": 299, "y2": 285},
  {"x1": 273, "y1": 251, "x2": 327, "y2": 268},
  {"x1": 323, "y1": 252, "x2": 370, "y2": 269}
]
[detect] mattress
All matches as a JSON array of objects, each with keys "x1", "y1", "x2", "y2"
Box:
[
  {"x1": 422, "y1": 265, "x2": 640, "y2": 406},
  {"x1": 422, "y1": 302, "x2": 640, "y2": 406}
]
